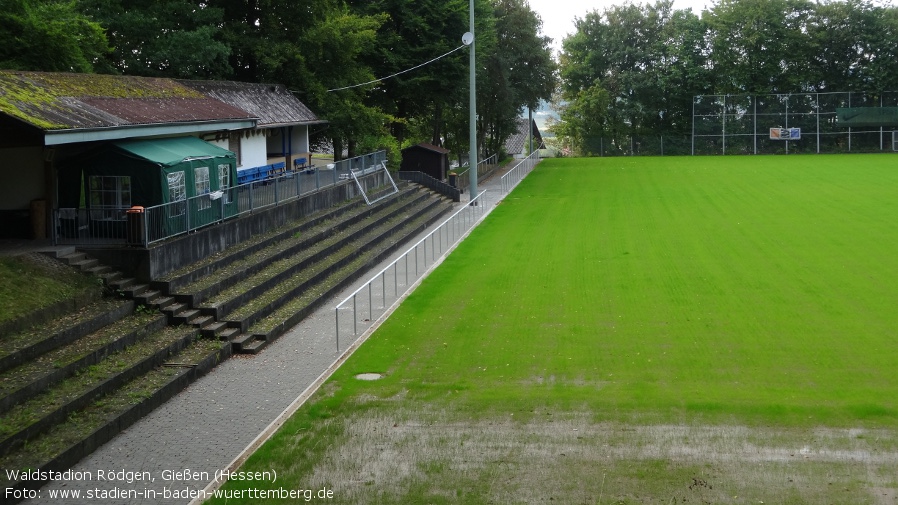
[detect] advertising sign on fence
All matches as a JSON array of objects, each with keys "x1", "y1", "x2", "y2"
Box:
[{"x1": 769, "y1": 128, "x2": 801, "y2": 140}]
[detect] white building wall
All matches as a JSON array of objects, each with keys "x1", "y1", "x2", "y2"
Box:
[
  {"x1": 239, "y1": 134, "x2": 268, "y2": 169},
  {"x1": 207, "y1": 131, "x2": 268, "y2": 170}
]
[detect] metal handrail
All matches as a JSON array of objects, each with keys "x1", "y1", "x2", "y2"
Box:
[
  {"x1": 500, "y1": 149, "x2": 541, "y2": 193},
  {"x1": 334, "y1": 190, "x2": 490, "y2": 350}
]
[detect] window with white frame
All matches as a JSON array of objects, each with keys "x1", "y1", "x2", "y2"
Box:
[
  {"x1": 167, "y1": 171, "x2": 186, "y2": 216},
  {"x1": 89, "y1": 175, "x2": 131, "y2": 220},
  {"x1": 195, "y1": 166, "x2": 211, "y2": 210},
  {"x1": 218, "y1": 163, "x2": 231, "y2": 203}
]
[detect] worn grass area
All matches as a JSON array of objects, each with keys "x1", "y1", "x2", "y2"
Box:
[
  {"x1": 0, "y1": 254, "x2": 98, "y2": 325},
  {"x1": 209, "y1": 155, "x2": 898, "y2": 504}
]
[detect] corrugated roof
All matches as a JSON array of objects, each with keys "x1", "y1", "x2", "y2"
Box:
[
  {"x1": 0, "y1": 71, "x2": 257, "y2": 131},
  {"x1": 504, "y1": 117, "x2": 542, "y2": 155},
  {"x1": 177, "y1": 80, "x2": 322, "y2": 127}
]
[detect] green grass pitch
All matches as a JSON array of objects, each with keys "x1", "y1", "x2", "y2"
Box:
[{"x1": 209, "y1": 154, "x2": 898, "y2": 504}]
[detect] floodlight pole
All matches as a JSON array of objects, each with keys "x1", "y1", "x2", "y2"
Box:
[{"x1": 468, "y1": 0, "x2": 478, "y2": 203}]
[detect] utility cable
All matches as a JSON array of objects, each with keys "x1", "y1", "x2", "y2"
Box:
[{"x1": 327, "y1": 44, "x2": 467, "y2": 92}]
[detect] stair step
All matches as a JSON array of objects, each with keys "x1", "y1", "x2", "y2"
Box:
[
  {"x1": 123, "y1": 284, "x2": 150, "y2": 297},
  {"x1": 134, "y1": 289, "x2": 162, "y2": 305},
  {"x1": 108, "y1": 277, "x2": 136, "y2": 290},
  {"x1": 99, "y1": 271, "x2": 123, "y2": 284},
  {"x1": 84, "y1": 265, "x2": 113, "y2": 276},
  {"x1": 148, "y1": 296, "x2": 175, "y2": 310},
  {"x1": 200, "y1": 321, "x2": 228, "y2": 338},
  {"x1": 171, "y1": 308, "x2": 199, "y2": 325},
  {"x1": 189, "y1": 315, "x2": 213, "y2": 327},
  {"x1": 240, "y1": 338, "x2": 268, "y2": 354},
  {"x1": 59, "y1": 252, "x2": 87, "y2": 265},
  {"x1": 219, "y1": 327, "x2": 240, "y2": 340},
  {"x1": 162, "y1": 302, "x2": 186, "y2": 314},
  {"x1": 229, "y1": 332, "x2": 255, "y2": 350},
  {"x1": 71, "y1": 258, "x2": 99, "y2": 271}
]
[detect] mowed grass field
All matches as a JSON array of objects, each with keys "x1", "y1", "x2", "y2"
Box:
[{"x1": 210, "y1": 155, "x2": 898, "y2": 504}]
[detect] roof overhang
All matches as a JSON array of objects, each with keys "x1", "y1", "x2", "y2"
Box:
[
  {"x1": 257, "y1": 120, "x2": 329, "y2": 129},
  {"x1": 43, "y1": 119, "x2": 257, "y2": 146}
]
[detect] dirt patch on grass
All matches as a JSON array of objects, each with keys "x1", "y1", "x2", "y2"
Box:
[{"x1": 300, "y1": 407, "x2": 898, "y2": 504}]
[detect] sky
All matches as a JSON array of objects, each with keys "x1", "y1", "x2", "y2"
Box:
[{"x1": 526, "y1": 0, "x2": 714, "y2": 54}]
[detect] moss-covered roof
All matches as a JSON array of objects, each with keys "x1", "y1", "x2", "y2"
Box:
[{"x1": 0, "y1": 71, "x2": 255, "y2": 130}]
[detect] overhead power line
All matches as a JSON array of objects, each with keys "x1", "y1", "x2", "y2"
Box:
[{"x1": 327, "y1": 44, "x2": 467, "y2": 92}]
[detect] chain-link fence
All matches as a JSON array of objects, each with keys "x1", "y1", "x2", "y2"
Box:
[
  {"x1": 693, "y1": 92, "x2": 898, "y2": 155},
  {"x1": 578, "y1": 135, "x2": 694, "y2": 157}
]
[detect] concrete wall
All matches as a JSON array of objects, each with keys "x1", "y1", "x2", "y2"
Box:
[{"x1": 87, "y1": 172, "x2": 387, "y2": 281}]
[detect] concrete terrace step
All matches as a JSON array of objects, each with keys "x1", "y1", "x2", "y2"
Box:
[
  {"x1": 226, "y1": 196, "x2": 454, "y2": 351},
  {"x1": 1, "y1": 334, "x2": 228, "y2": 496},
  {"x1": 166, "y1": 187, "x2": 428, "y2": 309},
  {"x1": 241, "y1": 197, "x2": 454, "y2": 351},
  {"x1": 218, "y1": 327, "x2": 240, "y2": 341},
  {"x1": 227, "y1": 332, "x2": 257, "y2": 353},
  {"x1": 122, "y1": 283, "x2": 150, "y2": 298},
  {"x1": 0, "y1": 312, "x2": 167, "y2": 415},
  {"x1": 107, "y1": 277, "x2": 137, "y2": 291},
  {"x1": 200, "y1": 321, "x2": 228, "y2": 338},
  {"x1": 197, "y1": 191, "x2": 439, "y2": 323},
  {"x1": 240, "y1": 338, "x2": 268, "y2": 354},
  {"x1": 57, "y1": 252, "x2": 87, "y2": 265},
  {"x1": 0, "y1": 299, "x2": 134, "y2": 375},
  {"x1": 150, "y1": 189, "x2": 412, "y2": 294},
  {"x1": 0, "y1": 325, "x2": 198, "y2": 460}
]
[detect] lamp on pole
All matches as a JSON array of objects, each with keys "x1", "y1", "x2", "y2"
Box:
[{"x1": 466, "y1": 0, "x2": 478, "y2": 203}]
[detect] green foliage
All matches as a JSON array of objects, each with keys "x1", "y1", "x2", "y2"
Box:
[
  {"x1": 0, "y1": 0, "x2": 110, "y2": 72},
  {"x1": 477, "y1": 0, "x2": 557, "y2": 156},
  {"x1": 79, "y1": 0, "x2": 230, "y2": 78},
  {"x1": 556, "y1": 0, "x2": 898, "y2": 155}
]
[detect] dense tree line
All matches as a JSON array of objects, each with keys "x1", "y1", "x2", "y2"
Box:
[
  {"x1": 0, "y1": 0, "x2": 555, "y2": 163},
  {"x1": 556, "y1": 0, "x2": 898, "y2": 156}
]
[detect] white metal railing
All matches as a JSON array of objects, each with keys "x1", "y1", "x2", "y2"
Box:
[
  {"x1": 455, "y1": 153, "x2": 498, "y2": 192},
  {"x1": 334, "y1": 190, "x2": 490, "y2": 350},
  {"x1": 350, "y1": 161, "x2": 399, "y2": 205},
  {"x1": 500, "y1": 149, "x2": 541, "y2": 193},
  {"x1": 52, "y1": 151, "x2": 388, "y2": 247}
]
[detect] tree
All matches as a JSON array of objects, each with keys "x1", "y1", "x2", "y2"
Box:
[
  {"x1": 478, "y1": 0, "x2": 556, "y2": 156},
  {"x1": 80, "y1": 0, "x2": 230, "y2": 78},
  {"x1": 706, "y1": 0, "x2": 815, "y2": 94},
  {"x1": 558, "y1": 1, "x2": 704, "y2": 153},
  {"x1": 0, "y1": 0, "x2": 109, "y2": 73},
  {"x1": 346, "y1": 0, "x2": 470, "y2": 149},
  {"x1": 215, "y1": 0, "x2": 389, "y2": 160}
]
